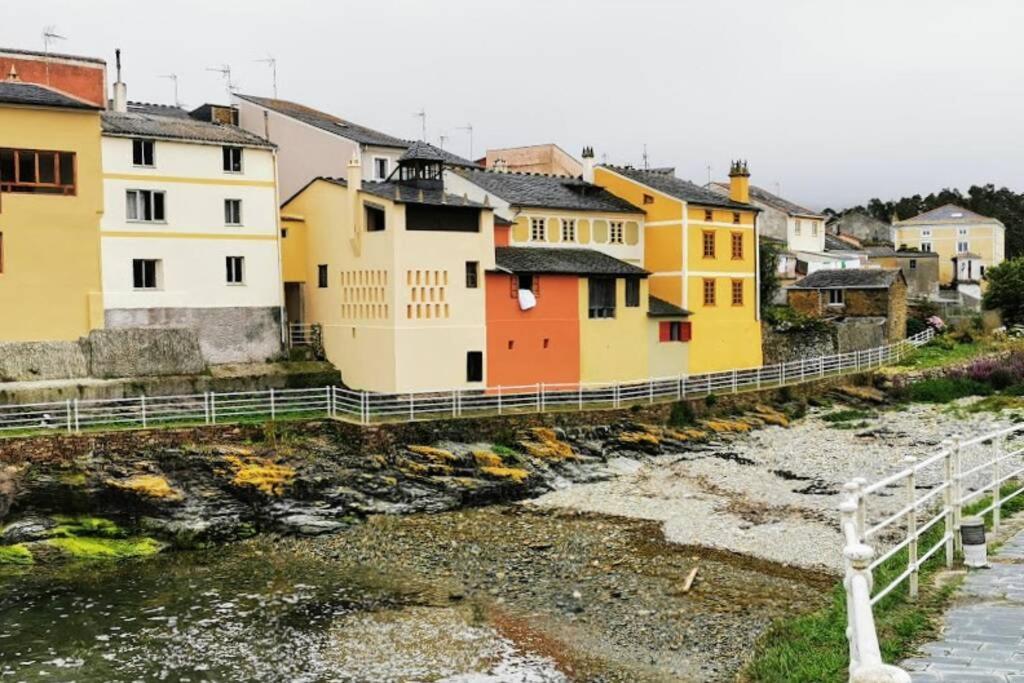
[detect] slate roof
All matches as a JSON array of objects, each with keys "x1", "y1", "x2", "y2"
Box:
[
  {"x1": 399, "y1": 140, "x2": 480, "y2": 169},
  {"x1": 864, "y1": 245, "x2": 939, "y2": 258},
  {"x1": 454, "y1": 168, "x2": 643, "y2": 214},
  {"x1": 494, "y1": 246, "x2": 648, "y2": 276},
  {"x1": 0, "y1": 81, "x2": 99, "y2": 110},
  {"x1": 824, "y1": 233, "x2": 865, "y2": 252},
  {"x1": 101, "y1": 111, "x2": 275, "y2": 148},
  {"x1": 361, "y1": 180, "x2": 487, "y2": 208},
  {"x1": 710, "y1": 181, "x2": 821, "y2": 218},
  {"x1": 601, "y1": 165, "x2": 755, "y2": 211},
  {"x1": 0, "y1": 47, "x2": 105, "y2": 65},
  {"x1": 235, "y1": 93, "x2": 408, "y2": 148},
  {"x1": 790, "y1": 268, "x2": 903, "y2": 290},
  {"x1": 648, "y1": 296, "x2": 691, "y2": 317},
  {"x1": 896, "y1": 203, "x2": 1004, "y2": 227},
  {"x1": 125, "y1": 101, "x2": 191, "y2": 118}
]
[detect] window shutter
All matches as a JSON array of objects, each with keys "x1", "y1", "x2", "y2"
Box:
[
  {"x1": 680, "y1": 322, "x2": 692, "y2": 342},
  {"x1": 533, "y1": 275, "x2": 540, "y2": 296},
  {"x1": 659, "y1": 322, "x2": 671, "y2": 342}
]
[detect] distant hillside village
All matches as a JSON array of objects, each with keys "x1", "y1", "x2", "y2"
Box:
[{"x1": 0, "y1": 46, "x2": 1009, "y2": 393}]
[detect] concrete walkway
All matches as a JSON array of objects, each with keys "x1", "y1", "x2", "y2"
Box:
[{"x1": 903, "y1": 528, "x2": 1024, "y2": 682}]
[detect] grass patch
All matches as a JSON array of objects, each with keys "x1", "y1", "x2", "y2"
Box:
[
  {"x1": 742, "y1": 482, "x2": 1024, "y2": 682},
  {"x1": 0, "y1": 544, "x2": 33, "y2": 565},
  {"x1": 896, "y1": 338, "x2": 988, "y2": 370},
  {"x1": 491, "y1": 444, "x2": 519, "y2": 459},
  {"x1": 50, "y1": 516, "x2": 126, "y2": 539},
  {"x1": 44, "y1": 536, "x2": 163, "y2": 560},
  {"x1": 903, "y1": 377, "x2": 993, "y2": 403}
]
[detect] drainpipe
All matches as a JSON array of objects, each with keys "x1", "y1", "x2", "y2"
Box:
[{"x1": 272, "y1": 148, "x2": 287, "y2": 348}]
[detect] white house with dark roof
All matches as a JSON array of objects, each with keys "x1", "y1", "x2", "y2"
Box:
[
  {"x1": 893, "y1": 204, "x2": 1005, "y2": 286},
  {"x1": 99, "y1": 75, "x2": 284, "y2": 363}
]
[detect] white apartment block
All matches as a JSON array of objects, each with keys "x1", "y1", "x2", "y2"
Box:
[{"x1": 99, "y1": 104, "x2": 284, "y2": 363}]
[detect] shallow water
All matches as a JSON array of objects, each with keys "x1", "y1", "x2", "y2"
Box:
[{"x1": 0, "y1": 539, "x2": 563, "y2": 682}]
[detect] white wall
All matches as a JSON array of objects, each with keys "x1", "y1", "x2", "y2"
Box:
[{"x1": 788, "y1": 216, "x2": 826, "y2": 253}]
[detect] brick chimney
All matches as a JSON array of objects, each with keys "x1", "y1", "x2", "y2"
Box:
[
  {"x1": 728, "y1": 159, "x2": 750, "y2": 204},
  {"x1": 581, "y1": 146, "x2": 595, "y2": 183}
]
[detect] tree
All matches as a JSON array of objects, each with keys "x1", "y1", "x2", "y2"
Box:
[
  {"x1": 759, "y1": 239, "x2": 783, "y2": 314},
  {"x1": 983, "y1": 258, "x2": 1024, "y2": 325}
]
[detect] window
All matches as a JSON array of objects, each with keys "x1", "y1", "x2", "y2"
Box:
[
  {"x1": 0, "y1": 148, "x2": 76, "y2": 194},
  {"x1": 561, "y1": 218, "x2": 576, "y2": 242},
  {"x1": 224, "y1": 199, "x2": 242, "y2": 226},
  {"x1": 703, "y1": 279, "x2": 716, "y2": 306},
  {"x1": 281, "y1": 228, "x2": 288, "y2": 238},
  {"x1": 222, "y1": 146, "x2": 243, "y2": 173},
  {"x1": 466, "y1": 351, "x2": 483, "y2": 382},
  {"x1": 225, "y1": 256, "x2": 244, "y2": 284},
  {"x1": 704, "y1": 209, "x2": 713, "y2": 222},
  {"x1": 132, "y1": 139, "x2": 154, "y2": 167},
  {"x1": 702, "y1": 231, "x2": 716, "y2": 258},
  {"x1": 643, "y1": 194, "x2": 654, "y2": 205},
  {"x1": 731, "y1": 280, "x2": 744, "y2": 306},
  {"x1": 957, "y1": 241, "x2": 969, "y2": 253},
  {"x1": 517, "y1": 274, "x2": 535, "y2": 292},
  {"x1": 530, "y1": 217, "x2": 546, "y2": 241},
  {"x1": 828, "y1": 289, "x2": 844, "y2": 306},
  {"x1": 958, "y1": 227, "x2": 969, "y2": 237},
  {"x1": 132, "y1": 259, "x2": 160, "y2": 289},
  {"x1": 465, "y1": 261, "x2": 479, "y2": 289},
  {"x1": 609, "y1": 221, "x2": 624, "y2": 244},
  {"x1": 732, "y1": 212, "x2": 741, "y2": 225},
  {"x1": 373, "y1": 157, "x2": 389, "y2": 181},
  {"x1": 588, "y1": 278, "x2": 616, "y2": 318},
  {"x1": 794, "y1": 219, "x2": 802, "y2": 236},
  {"x1": 731, "y1": 232, "x2": 743, "y2": 259},
  {"x1": 921, "y1": 229, "x2": 932, "y2": 237},
  {"x1": 317, "y1": 264, "x2": 328, "y2": 288},
  {"x1": 909, "y1": 259, "x2": 917, "y2": 270},
  {"x1": 365, "y1": 203, "x2": 386, "y2": 232},
  {"x1": 126, "y1": 190, "x2": 166, "y2": 222},
  {"x1": 659, "y1": 321, "x2": 691, "y2": 342},
  {"x1": 625, "y1": 277, "x2": 640, "y2": 307},
  {"x1": 921, "y1": 242, "x2": 932, "y2": 252},
  {"x1": 811, "y1": 221, "x2": 819, "y2": 236}
]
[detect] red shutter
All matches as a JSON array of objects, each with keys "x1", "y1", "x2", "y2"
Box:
[
  {"x1": 659, "y1": 322, "x2": 671, "y2": 342},
  {"x1": 680, "y1": 321, "x2": 692, "y2": 342}
]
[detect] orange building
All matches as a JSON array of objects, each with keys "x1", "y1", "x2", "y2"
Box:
[{"x1": 0, "y1": 48, "x2": 106, "y2": 107}]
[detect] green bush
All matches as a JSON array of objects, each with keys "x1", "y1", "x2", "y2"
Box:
[
  {"x1": 905, "y1": 377, "x2": 993, "y2": 403},
  {"x1": 906, "y1": 317, "x2": 928, "y2": 337},
  {"x1": 668, "y1": 401, "x2": 696, "y2": 427}
]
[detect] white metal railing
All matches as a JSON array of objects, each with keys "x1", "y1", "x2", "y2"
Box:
[
  {"x1": 840, "y1": 422, "x2": 1024, "y2": 682},
  {"x1": 0, "y1": 329, "x2": 933, "y2": 436},
  {"x1": 288, "y1": 323, "x2": 319, "y2": 347}
]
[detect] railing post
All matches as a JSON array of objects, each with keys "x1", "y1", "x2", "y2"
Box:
[
  {"x1": 853, "y1": 477, "x2": 868, "y2": 539},
  {"x1": 677, "y1": 376, "x2": 683, "y2": 400},
  {"x1": 904, "y1": 456, "x2": 919, "y2": 601},
  {"x1": 270, "y1": 388, "x2": 276, "y2": 420},
  {"x1": 800, "y1": 358, "x2": 805, "y2": 382},
  {"x1": 65, "y1": 399, "x2": 73, "y2": 434},
  {"x1": 953, "y1": 436, "x2": 963, "y2": 555},
  {"x1": 410, "y1": 392, "x2": 415, "y2": 421},
  {"x1": 361, "y1": 391, "x2": 368, "y2": 425},
  {"x1": 578, "y1": 385, "x2": 583, "y2": 410},
  {"x1": 73, "y1": 398, "x2": 80, "y2": 434},
  {"x1": 538, "y1": 383, "x2": 544, "y2": 413},
  {"x1": 780, "y1": 363, "x2": 786, "y2": 386},
  {"x1": 210, "y1": 391, "x2": 217, "y2": 425},
  {"x1": 497, "y1": 386, "x2": 503, "y2": 415},
  {"x1": 731, "y1": 369, "x2": 737, "y2": 393},
  {"x1": 326, "y1": 386, "x2": 333, "y2": 418},
  {"x1": 453, "y1": 389, "x2": 460, "y2": 418},
  {"x1": 649, "y1": 379, "x2": 654, "y2": 404},
  {"x1": 204, "y1": 392, "x2": 211, "y2": 425},
  {"x1": 994, "y1": 432, "x2": 1005, "y2": 534},
  {"x1": 756, "y1": 368, "x2": 761, "y2": 390},
  {"x1": 941, "y1": 438, "x2": 955, "y2": 568},
  {"x1": 140, "y1": 394, "x2": 147, "y2": 428}
]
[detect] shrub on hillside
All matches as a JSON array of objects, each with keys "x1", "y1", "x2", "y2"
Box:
[
  {"x1": 903, "y1": 377, "x2": 994, "y2": 403},
  {"x1": 952, "y1": 350, "x2": 1024, "y2": 389}
]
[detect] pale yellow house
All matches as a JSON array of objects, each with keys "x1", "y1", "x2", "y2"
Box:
[
  {"x1": 280, "y1": 143, "x2": 495, "y2": 393},
  {"x1": 894, "y1": 204, "x2": 1005, "y2": 285},
  {"x1": 0, "y1": 79, "x2": 105, "y2": 341}
]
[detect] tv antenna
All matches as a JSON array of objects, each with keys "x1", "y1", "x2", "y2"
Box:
[
  {"x1": 159, "y1": 74, "x2": 181, "y2": 107},
  {"x1": 254, "y1": 56, "x2": 277, "y2": 98},
  {"x1": 413, "y1": 108, "x2": 426, "y2": 140},
  {"x1": 456, "y1": 123, "x2": 474, "y2": 160},
  {"x1": 438, "y1": 133, "x2": 448, "y2": 150},
  {"x1": 705, "y1": 163, "x2": 712, "y2": 187},
  {"x1": 206, "y1": 64, "x2": 234, "y2": 99},
  {"x1": 41, "y1": 25, "x2": 66, "y2": 84},
  {"x1": 774, "y1": 181, "x2": 782, "y2": 196},
  {"x1": 642, "y1": 144, "x2": 649, "y2": 170}
]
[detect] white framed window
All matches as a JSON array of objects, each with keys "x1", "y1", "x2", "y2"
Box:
[
  {"x1": 225, "y1": 199, "x2": 243, "y2": 226},
  {"x1": 530, "y1": 217, "x2": 545, "y2": 241},
  {"x1": 126, "y1": 189, "x2": 166, "y2": 222},
  {"x1": 222, "y1": 146, "x2": 243, "y2": 173},
  {"x1": 921, "y1": 242, "x2": 932, "y2": 252},
  {"x1": 794, "y1": 219, "x2": 802, "y2": 236},
  {"x1": 921, "y1": 229, "x2": 932, "y2": 237},
  {"x1": 373, "y1": 157, "x2": 389, "y2": 181},
  {"x1": 828, "y1": 289, "x2": 844, "y2": 306},
  {"x1": 811, "y1": 221, "x2": 819, "y2": 236},
  {"x1": 609, "y1": 221, "x2": 624, "y2": 244},
  {"x1": 132, "y1": 139, "x2": 154, "y2": 167},
  {"x1": 957, "y1": 241, "x2": 969, "y2": 253},
  {"x1": 132, "y1": 259, "x2": 160, "y2": 289},
  {"x1": 958, "y1": 227, "x2": 969, "y2": 237},
  {"x1": 561, "y1": 218, "x2": 576, "y2": 242},
  {"x1": 226, "y1": 256, "x2": 245, "y2": 284}
]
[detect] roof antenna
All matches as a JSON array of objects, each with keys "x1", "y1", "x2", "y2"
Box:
[
  {"x1": 159, "y1": 74, "x2": 181, "y2": 107},
  {"x1": 438, "y1": 132, "x2": 448, "y2": 150},
  {"x1": 41, "y1": 25, "x2": 66, "y2": 85},
  {"x1": 205, "y1": 64, "x2": 234, "y2": 100},
  {"x1": 254, "y1": 56, "x2": 277, "y2": 98},
  {"x1": 705, "y1": 163, "x2": 712, "y2": 187},
  {"x1": 456, "y1": 123, "x2": 473, "y2": 160},
  {"x1": 413, "y1": 108, "x2": 426, "y2": 140},
  {"x1": 642, "y1": 143, "x2": 649, "y2": 170}
]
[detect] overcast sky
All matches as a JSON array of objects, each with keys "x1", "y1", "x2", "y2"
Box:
[{"x1": 5, "y1": 0, "x2": 1023, "y2": 209}]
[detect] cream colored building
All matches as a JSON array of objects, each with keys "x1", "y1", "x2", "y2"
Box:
[{"x1": 893, "y1": 204, "x2": 1005, "y2": 284}]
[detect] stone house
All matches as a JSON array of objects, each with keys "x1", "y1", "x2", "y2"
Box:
[
  {"x1": 864, "y1": 246, "x2": 939, "y2": 300},
  {"x1": 787, "y1": 269, "x2": 908, "y2": 343},
  {"x1": 828, "y1": 211, "x2": 893, "y2": 243}
]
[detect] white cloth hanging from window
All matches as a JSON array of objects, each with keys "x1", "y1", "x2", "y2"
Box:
[{"x1": 518, "y1": 288, "x2": 537, "y2": 311}]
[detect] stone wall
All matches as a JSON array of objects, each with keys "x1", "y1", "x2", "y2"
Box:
[
  {"x1": 761, "y1": 324, "x2": 836, "y2": 364},
  {"x1": 836, "y1": 318, "x2": 886, "y2": 353},
  {"x1": 0, "y1": 341, "x2": 90, "y2": 382},
  {"x1": 87, "y1": 328, "x2": 205, "y2": 378}
]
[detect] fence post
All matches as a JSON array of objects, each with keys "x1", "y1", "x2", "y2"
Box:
[
  {"x1": 73, "y1": 398, "x2": 80, "y2": 434},
  {"x1": 210, "y1": 391, "x2": 217, "y2": 425},
  {"x1": 579, "y1": 385, "x2": 583, "y2": 410},
  {"x1": 649, "y1": 379, "x2": 654, "y2": 404},
  {"x1": 780, "y1": 363, "x2": 786, "y2": 386},
  {"x1": 326, "y1": 386, "x2": 333, "y2": 418},
  {"x1": 953, "y1": 436, "x2": 963, "y2": 555},
  {"x1": 204, "y1": 392, "x2": 211, "y2": 425},
  {"x1": 905, "y1": 456, "x2": 919, "y2": 601},
  {"x1": 361, "y1": 391, "x2": 368, "y2": 425},
  {"x1": 614, "y1": 383, "x2": 620, "y2": 409},
  {"x1": 538, "y1": 383, "x2": 544, "y2": 413},
  {"x1": 731, "y1": 369, "x2": 737, "y2": 393},
  {"x1": 756, "y1": 368, "x2": 761, "y2": 390},
  {"x1": 270, "y1": 388, "x2": 276, "y2": 421},
  {"x1": 800, "y1": 358, "x2": 805, "y2": 382},
  {"x1": 453, "y1": 389, "x2": 460, "y2": 418},
  {"x1": 65, "y1": 399, "x2": 72, "y2": 434},
  {"x1": 140, "y1": 394, "x2": 147, "y2": 428},
  {"x1": 677, "y1": 376, "x2": 683, "y2": 400},
  {"x1": 994, "y1": 432, "x2": 1005, "y2": 534},
  {"x1": 410, "y1": 392, "x2": 415, "y2": 421},
  {"x1": 941, "y1": 439, "x2": 955, "y2": 568},
  {"x1": 497, "y1": 386, "x2": 503, "y2": 415}
]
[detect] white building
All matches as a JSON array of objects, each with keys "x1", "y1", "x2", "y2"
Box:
[{"x1": 100, "y1": 99, "x2": 284, "y2": 363}]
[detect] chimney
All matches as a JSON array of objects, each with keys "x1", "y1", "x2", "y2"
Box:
[
  {"x1": 6, "y1": 65, "x2": 19, "y2": 82},
  {"x1": 112, "y1": 48, "x2": 128, "y2": 113},
  {"x1": 581, "y1": 146, "x2": 595, "y2": 183},
  {"x1": 728, "y1": 159, "x2": 750, "y2": 204},
  {"x1": 347, "y1": 149, "x2": 362, "y2": 191}
]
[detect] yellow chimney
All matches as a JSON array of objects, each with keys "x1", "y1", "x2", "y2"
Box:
[{"x1": 728, "y1": 159, "x2": 750, "y2": 204}]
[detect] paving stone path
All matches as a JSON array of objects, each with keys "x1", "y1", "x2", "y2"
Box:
[{"x1": 903, "y1": 528, "x2": 1024, "y2": 682}]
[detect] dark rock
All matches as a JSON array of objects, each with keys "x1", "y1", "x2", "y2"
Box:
[{"x1": 1, "y1": 515, "x2": 56, "y2": 543}]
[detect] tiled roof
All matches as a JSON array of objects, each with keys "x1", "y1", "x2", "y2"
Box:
[
  {"x1": 824, "y1": 233, "x2": 865, "y2": 252},
  {"x1": 648, "y1": 296, "x2": 691, "y2": 317},
  {"x1": 0, "y1": 47, "x2": 105, "y2": 65},
  {"x1": 710, "y1": 181, "x2": 821, "y2": 217},
  {"x1": 0, "y1": 81, "x2": 99, "y2": 110},
  {"x1": 896, "y1": 203, "x2": 1003, "y2": 227},
  {"x1": 101, "y1": 111, "x2": 275, "y2": 148},
  {"x1": 454, "y1": 168, "x2": 643, "y2": 214},
  {"x1": 361, "y1": 180, "x2": 487, "y2": 208},
  {"x1": 864, "y1": 245, "x2": 939, "y2": 258},
  {"x1": 494, "y1": 246, "x2": 648, "y2": 276},
  {"x1": 399, "y1": 140, "x2": 480, "y2": 168},
  {"x1": 494, "y1": 214, "x2": 515, "y2": 226},
  {"x1": 235, "y1": 93, "x2": 408, "y2": 148},
  {"x1": 790, "y1": 268, "x2": 903, "y2": 290},
  {"x1": 126, "y1": 101, "x2": 191, "y2": 118},
  {"x1": 601, "y1": 165, "x2": 755, "y2": 211}
]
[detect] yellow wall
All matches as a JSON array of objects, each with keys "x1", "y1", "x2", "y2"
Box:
[
  {"x1": 505, "y1": 206, "x2": 645, "y2": 266},
  {"x1": 648, "y1": 319, "x2": 689, "y2": 377},
  {"x1": 578, "y1": 277, "x2": 649, "y2": 383},
  {"x1": 0, "y1": 105, "x2": 104, "y2": 341},
  {"x1": 279, "y1": 216, "x2": 307, "y2": 283},
  {"x1": 894, "y1": 223, "x2": 1004, "y2": 284}
]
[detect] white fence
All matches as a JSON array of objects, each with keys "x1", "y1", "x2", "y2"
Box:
[
  {"x1": 840, "y1": 422, "x2": 1024, "y2": 682},
  {"x1": 288, "y1": 323, "x2": 319, "y2": 348},
  {"x1": 0, "y1": 329, "x2": 933, "y2": 436}
]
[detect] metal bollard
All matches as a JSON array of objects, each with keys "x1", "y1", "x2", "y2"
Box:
[{"x1": 961, "y1": 517, "x2": 988, "y2": 568}]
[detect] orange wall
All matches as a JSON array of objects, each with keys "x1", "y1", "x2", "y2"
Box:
[
  {"x1": 494, "y1": 224, "x2": 511, "y2": 247},
  {"x1": 0, "y1": 55, "x2": 106, "y2": 106},
  {"x1": 486, "y1": 272, "x2": 580, "y2": 387}
]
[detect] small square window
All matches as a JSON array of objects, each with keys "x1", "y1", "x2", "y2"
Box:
[
  {"x1": 561, "y1": 218, "x2": 576, "y2": 242},
  {"x1": 317, "y1": 264, "x2": 328, "y2": 288},
  {"x1": 222, "y1": 146, "x2": 243, "y2": 173},
  {"x1": 530, "y1": 217, "x2": 546, "y2": 241},
  {"x1": 643, "y1": 194, "x2": 654, "y2": 205},
  {"x1": 225, "y1": 256, "x2": 244, "y2": 284},
  {"x1": 465, "y1": 261, "x2": 479, "y2": 289},
  {"x1": 373, "y1": 157, "x2": 389, "y2": 181},
  {"x1": 132, "y1": 139, "x2": 154, "y2": 167},
  {"x1": 828, "y1": 289, "x2": 844, "y2": 306},
  {"x1": 609, "y1": 221, "x2": 624, "y2": 244},
  {"x1": 732, "y1": 212, "x2": 741, "y2": 224},
  {"x1": 365, "y1": 203, "x2": 386, "y2": 232},
  {"x1": 225, "y1": 199, "x2": 242, "y2": 225},
  {"x1": 132, "y1": 259, "x2": 160, "y2": 289},
  {"x1": 281, "y1": 228, "x2": 288, "y2": 238},
  {"x1": 704, "y1": 209, "x2": 713, "y2": 222}
]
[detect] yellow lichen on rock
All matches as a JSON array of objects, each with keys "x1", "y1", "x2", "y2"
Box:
[
  {"x1": 665, "y1": 428, "x2": 708, "y2": 442},
  {"x1": 480, "y1": 466, "x2": 531, "y2": 483},
  {"x1": 472, "y1": 450, "x2": 503, "y2": 468},
  {"x1": 107, "y1": 474, "x2": 183, "y2": 501},
  {"x1": 701, "y1": 419, "x2": 753, "y2": 433},
  {"x1": 837, "y1": 385, "x2": 887, "y2": 404},
  {"x1": 618, "y1": 431, "x2": 660, "y2": 445},
  {"x1": 222, "y1": 455, "x2": 295, "y2": 496},
  {"x1": 407, "y1": 446, "x2": 460, "y2": 463},
  {"x1": 519, "y1": 428, "x2": 577, "y2": 460},
  {"x1": 400, "y1": 460, "x2": 453, "y2": 477},
  {"x1": 751, "y1": 405, "x2": 790, "y2": 427}
]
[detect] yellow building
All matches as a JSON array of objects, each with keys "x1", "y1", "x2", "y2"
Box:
[
  {"x1": 280, "y1": 143, "x2": 495, "y2": 393},
  {"x1": 0, "y1": 79, "x2": 104, "y2": 341},
  {"x1": 893, "y1": 204, "x2": 1005, "y2": 285},
  {"x1": 594, "y1": 161, "x2": 763, "y2": 372}
]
